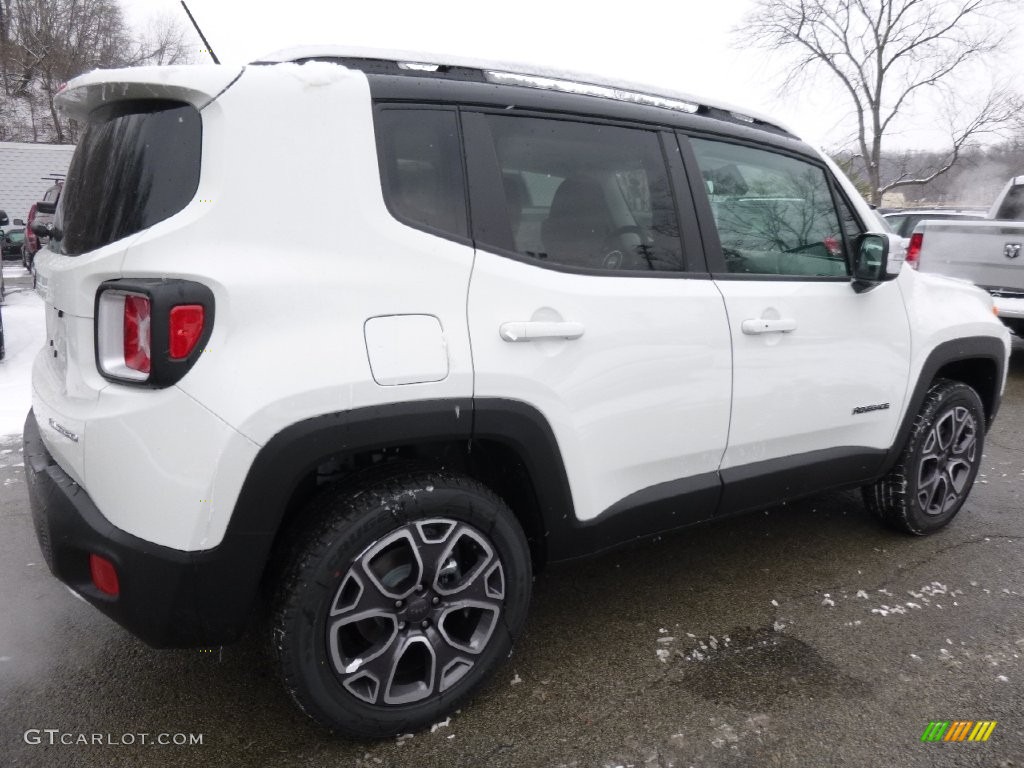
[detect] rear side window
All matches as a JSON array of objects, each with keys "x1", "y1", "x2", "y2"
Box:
[
  {"x1": 53, "y1": 100, "x2": 201, "y2": 256},
  {"x1": 375, "y1": 109, "x2": 468, "y2": 240},
  {"x1": 995, "y1": 185, "x2": 1024, "y2": 220},
  {"x1": 477, "y1": 115, "x2": 685, "y2": 273}
]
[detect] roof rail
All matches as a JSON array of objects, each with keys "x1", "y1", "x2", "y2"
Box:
[{"x1": 255, "y1": 45, "x2": 795, "y2": 137}]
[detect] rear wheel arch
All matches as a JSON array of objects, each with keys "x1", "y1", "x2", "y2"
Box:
[{"x1": 222, "y1": 400, "x2": 572, "y2": 619}]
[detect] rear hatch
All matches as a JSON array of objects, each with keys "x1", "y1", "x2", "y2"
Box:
[{"x1": 32, "y1": 65, "x2": 242, "y2": 482}]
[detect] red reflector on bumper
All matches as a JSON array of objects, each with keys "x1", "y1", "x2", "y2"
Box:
[{"x1": 89, "y1": 553, "x2": 120, "y2": 596}]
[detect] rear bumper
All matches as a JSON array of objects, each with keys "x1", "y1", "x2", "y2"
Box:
[
  {"x1": 992, "y1": 295, "x2": 1024, "y2": 321},
  {"x1": 23, "y1": 410, "x2": 261, "y2": 647}
]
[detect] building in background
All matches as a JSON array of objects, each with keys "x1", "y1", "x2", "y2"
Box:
[{"x1": 0, "y1": 142, "x2": 75, "y2": 224}]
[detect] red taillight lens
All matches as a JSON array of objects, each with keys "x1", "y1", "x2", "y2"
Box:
[
  {"x1": 169, "y1": 305, "x2": 205, "y2": 359},
  {"x1": 123, "y1": 294, "x2": 152, "y2": 373},
  {"x1": 97, "y1": 280, "x2": 212, "y2": 386},
  {"x1": 89, "y1": 553, "x2": 120, "y2": 596},
  {"x1": 906, "y1": 232, "x2": 923, "y2": 269}
]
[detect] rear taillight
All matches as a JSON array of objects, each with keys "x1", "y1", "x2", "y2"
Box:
[
  {"x1": 123, "y1": 294, "x2": 152, "y2": 374},
  {"x1": 906, "y1": 232, "x2": 923, "y2": 269},
  {"x1": 169, "y1": 305, "x2": 205, "y2": 359},
  {"x1": 96, "y1": 280, "x2": 214, "y2": 386},
  {"x1": 97, "y1": 290, "x2": 152, "y2": 382}
]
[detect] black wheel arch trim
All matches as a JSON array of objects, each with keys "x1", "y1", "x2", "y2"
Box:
[
  {"x1": 68, "y1": 329, "x2": 1003, "y2": 647},
  {"x1": 881, "y1": 335, "x2": 1006, "y2": 475},
  {"x1": 190, "y1": 399, "x2": 476, "y2": 644}
]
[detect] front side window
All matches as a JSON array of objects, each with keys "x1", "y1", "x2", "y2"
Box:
[
  {"x1": 375, "y1": 109, "x2": 467, "y2": 239},
  {"x1": 690, "y1": 138, "x2": 850, "y2": 277},
  {"x1": 479, "y1": 116, "x2": 685, "y2": 273}
]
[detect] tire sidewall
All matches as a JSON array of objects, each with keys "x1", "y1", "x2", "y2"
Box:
[{"x1": 278, "y1": 479, "x2": 531, "y2": 737}]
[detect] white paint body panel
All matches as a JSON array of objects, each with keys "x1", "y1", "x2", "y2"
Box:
[
  {"x1": 717, "y1": 279, "x2": 910, "y2": 467},
  {"x1": 897, "y1": 270, "x2": 1010, "y2": 399},
  {"x1": 468, "y1": 251, "x2": 732, "y2": 522}
]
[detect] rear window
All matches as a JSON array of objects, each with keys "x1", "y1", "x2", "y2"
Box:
[
  {"x1": 53, "y1": 100, "x2": 201, "y2": 256},
  {"x1": 996, "y1": 186, "x2": 1024, "y2": 221}
]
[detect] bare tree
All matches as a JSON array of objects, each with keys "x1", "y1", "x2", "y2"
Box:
[
  {"x1": 742, "y1": 0, "x2": 1020, "y2": 204},
  {"x1": 129, "y1": 11, "x2": 193, "y2": 67},
  {"x1": 0, "y1": 0, "x2": 196, "y2": 143}
]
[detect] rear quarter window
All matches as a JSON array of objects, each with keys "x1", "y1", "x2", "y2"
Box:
[
  {"x1": 54, "y1": 100, "x2": 201, "y2": 256},
  {"x1": 374, "y1": 108, "x2": 468, "y2": 240}
]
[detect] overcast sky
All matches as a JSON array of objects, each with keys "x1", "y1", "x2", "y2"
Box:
[{"x1": 124, "y1": 0, "x2": 1024, "y2": 152}]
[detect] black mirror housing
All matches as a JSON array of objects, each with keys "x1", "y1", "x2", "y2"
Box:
[{"x1": 852, "y1": 233, "x2": 894, "y2": 293}]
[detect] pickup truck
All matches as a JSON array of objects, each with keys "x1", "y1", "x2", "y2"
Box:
[{"x1": 907, "y1": 176, "x2": 1024, "y2": 335}]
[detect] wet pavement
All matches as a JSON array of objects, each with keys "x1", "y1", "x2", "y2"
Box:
[{"x1": 1, "y1": 262, "x2": 1022, "y2": 767}]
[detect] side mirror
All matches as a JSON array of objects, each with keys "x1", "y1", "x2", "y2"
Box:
[
  {"x1": 31, "y1": 221, "x2": 52, "y2": 238},
  {"x1": 13, "y1": 219, "x2": 24, "y2": 226},
  {"x1": 852, "y1": 233, "x2": 895, "y2": 293}
]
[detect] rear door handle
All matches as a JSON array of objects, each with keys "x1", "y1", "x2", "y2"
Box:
[
  {"x1": 499, "y1": 321, "x2": 585, "y2": 342},
  {"x1": 741, "y1": 318, "x2": 797, "y2": 335}
]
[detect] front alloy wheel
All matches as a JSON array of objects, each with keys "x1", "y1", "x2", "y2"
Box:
[
  {"x1": 863, "y1": 379, "x2": 986, "y2": 535},
  {"x1": 273, "y1": 469, "x2": 531, "y2": 738},
  {"x1": 915, "y1": 404, "x2": 977, "y2": 517}
]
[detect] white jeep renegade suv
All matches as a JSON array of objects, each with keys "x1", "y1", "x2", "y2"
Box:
[{"x1": 24, "y1": 49, "x2": 1010, "y2": 738}]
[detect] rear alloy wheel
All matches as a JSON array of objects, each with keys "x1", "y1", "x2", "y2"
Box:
[
  {"x1": 273, "y1": 469, "x2": 531, "y2": 738},
  {"x1": 863, "y1": 379, "x2": 985, "y2": 535}
]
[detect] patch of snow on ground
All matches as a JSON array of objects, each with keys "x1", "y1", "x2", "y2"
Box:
[{"x1": 0, "y1": 283, "x2": 44, "y2": 437}]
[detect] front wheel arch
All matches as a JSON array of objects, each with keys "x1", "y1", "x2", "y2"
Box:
[{"x1": 881, "y1": 337, "x2": 1005, "y2": 477}]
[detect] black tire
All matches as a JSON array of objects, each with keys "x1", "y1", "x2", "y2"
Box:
[
  {"x1": 272, "y1": 467, "x2": 531, "y2": 738},
  {"x1": 863, "y1": 379, "x2": 985, "y2": 535}
]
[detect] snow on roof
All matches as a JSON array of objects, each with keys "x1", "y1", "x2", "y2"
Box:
[{"x1": 256, "y1": 45, "x2": 795, "y2": 135}]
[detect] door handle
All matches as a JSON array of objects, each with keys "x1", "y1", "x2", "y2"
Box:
[
  {"x1": 499, "y1": 321, "x2": 585, "y2": 342},
  {"x1": 741, "y1": 318, "x2": 797, "y2": 335}
]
